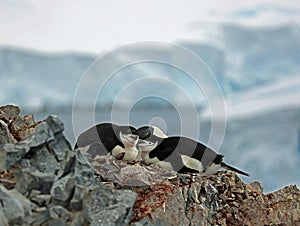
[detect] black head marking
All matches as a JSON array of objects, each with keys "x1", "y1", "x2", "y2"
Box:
[{"x1": 137, "y1": 126, "x2": 153, "y2": 140}]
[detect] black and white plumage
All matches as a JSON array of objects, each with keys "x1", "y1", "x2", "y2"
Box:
[
  {"x1": 74, "y1": 123, "x2": 139, "y2": 161},
  {"x1": 138, "y1": 135, "x2": 249, "y2": 177},
  {"x1": 137, "y1": 125, "x2": 168, "y2": 141}
]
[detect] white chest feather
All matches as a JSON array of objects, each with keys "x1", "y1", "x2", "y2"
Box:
[
  {"x1": 203, "y1": 163, "x2": 221, "y2": 175},
  {"x1": 112, "y1": 145, "x2": 139, "y2": 161},
  {"x1": 141, "y1": 152, "x2": 160, "y2": 165},
  {"x1": 181, "y1": 155, "x2": 204, "y2": 172}
]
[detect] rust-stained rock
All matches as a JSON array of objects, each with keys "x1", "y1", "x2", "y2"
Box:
[
  {"x1": 129, "y1": 172, "x2": 300, "y2": 226},
  {"x1": 0, "y1": 105, "x2": 20, "y2": 122},
  {"x1": 0, "y1": 120, "x2": 17, "y2": 144},
  {"x1": 9, "y1": 114, "x2": 39, "y2": 141}
]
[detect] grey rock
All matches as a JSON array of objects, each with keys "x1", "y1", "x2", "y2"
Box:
[
  {"x1": 42, "y1": 219, "x2": 67, "y2": 226},
  {"x1": 199, "y1": 182, "x2": 218, "y2": 212},
  {"x1": 0, "y1": 120, "x2": 16, "y2": 144},
  {"x1": 69, "y1": 185, "x2": 88, "y2": 211},
  {"x1": 8, "y1": 189, "x2": 34, "y2": 216},
  {"x1": 2, "y1": 122, "x2": 55, "y2": 170},
  {"x1": 0, "y1": 105, "x2": 20, "y2": 120},
  {"x1": 69, "y1": 212, "x2": 86, "y2": 226},
  {"x1": 30, "y1": 192, "x2": 52, "y2": 207},
  {"x1": 24, "y1": 208, "x2": 50, "y2": 225},
  {"x1": 0, "y1": 143, "x2": 7, "y2": 172},
  {"x1": 132, "y1": 219, "x2": 166, "y2": 226},
  {"x1": 19, "y1": 122, "x2": 54, "y2": 148},
  {"x1": 0, "y1": 208, "x2": 9, "y2": 226},
  {"x1": 49, "y1": 205, "x2": 70, "y2": 221},
  {"x1": 50, "y1": 175, "x2": 75, "y2": 207},
  {"x1": 29, "y1": 146, "x2": 60, "y2": 175},
  {"x1": 62, "y1": 150, "x2": 95, "y2": 188},
  {"x1": 1, "y1": 143, "x2": 29, "y2": 169},
  {"x1": 48, "y1": 133, "x2": 71, "y2": 161},
  {"x1": 82, "y1": 185, "x2": 137, "y2": 226},
  {"x1": 15, "y1": 168, "x2": 56, "y2": 196},
  {"x1": 0, "y1": 185, "x2": 33, "y2": 225},
  {"x1": 19, "y1": 158, "x2": 31, "y2": 168},
  {"x1": 73, "y1": 151, "x2": 95, "y2": 187},
  {"x1": 45, "y1": 115, "x2": 65, "y2": 135}
]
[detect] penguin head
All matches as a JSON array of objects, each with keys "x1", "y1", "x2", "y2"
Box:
[
  {"x1": 137, "y1": 126, "x2": 167, "y2": 140},
  {"x1": 137, "y1": 139, "x2": 158, "y2": 153},
  {"x1": 118, "y1": 125, "x2": 138, "y2": 136},
  {"x1": 119, "y1": 131, "x2": 139, "y2": 148}
]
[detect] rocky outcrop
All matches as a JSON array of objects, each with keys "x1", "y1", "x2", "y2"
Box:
[
  {"x1": 0, "y1": 105, "x2": 136, "y2": 225},
  {"x1": 0, "y1": 105, "x2": 299, "y2": 226}
]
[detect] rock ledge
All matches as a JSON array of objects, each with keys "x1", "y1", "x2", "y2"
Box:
[{"x1": 0, "y1": 105, "x2": 299, "y2": 226}]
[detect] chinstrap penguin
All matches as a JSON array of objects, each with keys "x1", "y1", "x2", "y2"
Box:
[
  {"x1": 111, "y1": 131, "x2": 139, "y2": 161},
  {"x1": 138, "y1": 136, "x2": 249, "y2": 176},
  {"x1": 74, "y1": 123, "x2": 139, "y2": 161},
  {"x1": 137, "y1": 125, "x2": 168, "y2": 141}
]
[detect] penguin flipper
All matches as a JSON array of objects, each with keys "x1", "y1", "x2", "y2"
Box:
[{"x1": 220, "y1": 162, "x2": 250, "y2": 177}]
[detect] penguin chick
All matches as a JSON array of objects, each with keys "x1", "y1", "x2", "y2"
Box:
[{"x1": 111, "y1": 132, "x2": 139, "y2": 161}]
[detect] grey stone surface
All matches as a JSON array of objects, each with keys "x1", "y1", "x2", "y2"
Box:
[
  {"x1": 15, "y1": 168, "x2": 56, "y2": 196},
  {"x1": 45, "y1": 115, "x2": 65, "y2": 135},
  {"x1": 19, "y1": 122, "x2": 54, "y2": 148},
  {"x1": 0, "y1": 208, "x2": 9, "y2": 226},
  {"x1": 69, "y1": 185, "x2": 88, "y2": 211},
  {"x1": 24, "y1": 208, "x2": 50, "y2": 225},
  {"x1": 1, "y1": 122, "x2": 55, "y2": 170},
  {"x1": 50, "y1": 175, "x2": 76, "y2": 207},
  {"x1": 62, "y1": 150, "x2": 95, "y2": 188},
  {"x1": 49, "y1": 205, "x2": 70, "y2": 221},
  {"x1": 0, "y1": 144, "x2": 7, "y2": 172},
  {"x1": 0, "y1": 185, "x2": 34, "y2": 225},
  {"x1": 42, "y1": 219, "x2": 67, "y2": 226},
  {"x1": 82, "y1": 185, "x2": 137, "y2": 226},
  {"x1": 132, "y1": 219, "x2": 166, "y2": 226},
  {"x1": 69, "y1": 212, "x2": 86, "y2": 226},
  {"x1": 1, "y1": 143, "x2": 29, "y2": 169},
  {"x1": 30, "y1": 193, "x2": 52, "y2": 207},
  {"x1": 0, "y1": 120, "x2": 16, "y2": 144},
  {"x1": 29, "y1": 146, "x2": 60, "y2": 175},
  {"x1": 48, "y1": 133, "x2": 71, "y2": 161},
  {"x1": 9, "y1": 189, "x2": 34, "y2": 216}
]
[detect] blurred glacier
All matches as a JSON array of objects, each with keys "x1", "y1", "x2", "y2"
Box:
[{"x1": 1, "y1": 24, "x2": 300, "y2": 111}]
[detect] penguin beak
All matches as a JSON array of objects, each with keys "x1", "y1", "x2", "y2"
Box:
[
  {"x1": 119, "y1": 131, "x2": 139, "y2": 147},
  {"x1": 137, "y1": 140, "x2": 158, "y2": 152}
]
